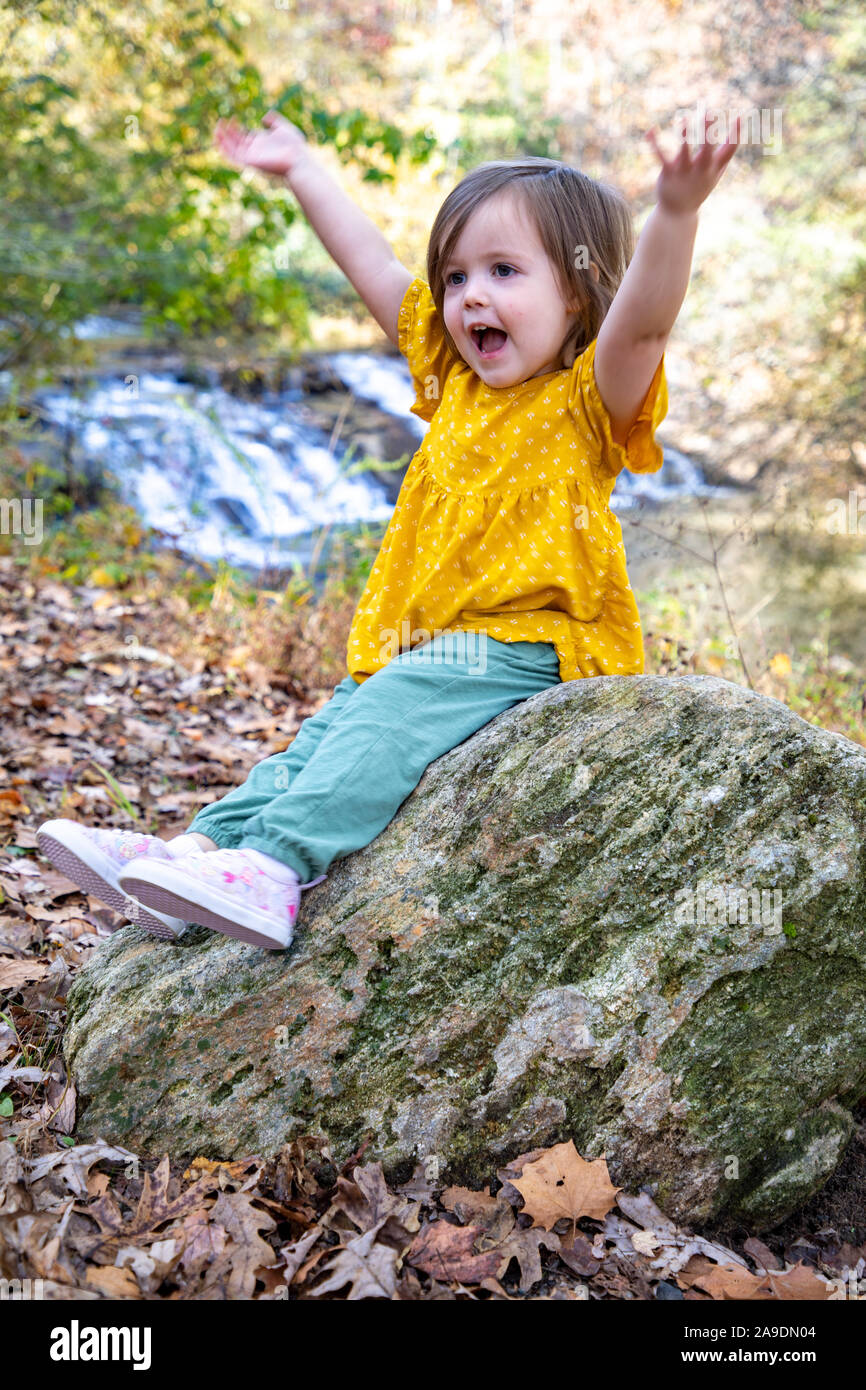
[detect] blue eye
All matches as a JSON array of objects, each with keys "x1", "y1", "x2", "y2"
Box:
[{"x1": 445, "y1": 264, "x2": 515, "y2": 287}]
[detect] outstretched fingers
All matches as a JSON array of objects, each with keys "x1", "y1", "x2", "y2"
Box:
[
  {"x1": 647, "y1": 110, "x2": 743, "y2": 171},
  {"x1": 215, "y1": 118, "x2": 258, "y2": 168}
]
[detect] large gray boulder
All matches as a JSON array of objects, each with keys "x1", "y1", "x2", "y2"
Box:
[{"x1": 64, "y1": 675, "x2": 866, "y2": 1231}]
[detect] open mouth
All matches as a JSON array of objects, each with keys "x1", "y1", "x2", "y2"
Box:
[{"x1": 471, "y1": 326, "x2": 508, "y2": 358}]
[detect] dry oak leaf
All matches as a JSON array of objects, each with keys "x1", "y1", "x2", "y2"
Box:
[
  {"x1": 327, "y1": 1161, "x2": 419, "y2": 1247},
  {"x1": 277, "y1": 1225, "x2": 326, "y2": 1287},
  {"x1": 406, "y1": 1219, "x2": 504, "y2": 1286},
  {"x1": 311, "y1": 1225, "x2": 400, "y2": 1300},
  {"x1": 511, "y1": 1140, "x2": 621, "y2": 1237},
  {"x1": 25, "y1": 1140, "x2": 139, "y2": 1200},
  {"x1": 70, "y1": 1152, "x2": 226, "y2": 1262},
  {"x1": 177, "y1": 1207, "x2": 229, "y2": 1279},
  {"x1": 196, "y1": 1190, "x2": 279, "y2": 1300},
  {"x1": 679, "y1": 1253, "x2": 832, "y2": 1301},
  {"x1": 130, "y1": 1154, "x2": 225, "y2": 1235},
  {"x1": 494, "y1": 1226, "x2": 562, "y2": 1294},
  {"x1": 27, "y1": 1223, "x2": 91, "y2": 1287}
]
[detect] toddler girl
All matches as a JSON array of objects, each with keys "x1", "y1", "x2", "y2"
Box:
[{"x1": 38, "y1": 109, "x2": 739, "y2": 952}]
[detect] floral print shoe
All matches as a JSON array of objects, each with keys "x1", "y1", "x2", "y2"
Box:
[
  {"x1": 36, "y1": 819, "x2": 197, "y2": 941},
  {"x1": 116, "y1": 846, "x2": 313, "y2": 950}
]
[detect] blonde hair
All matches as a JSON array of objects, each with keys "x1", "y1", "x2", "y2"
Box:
[{"x1": 426, "y1": 156, "x2": 634, "y2": 370}]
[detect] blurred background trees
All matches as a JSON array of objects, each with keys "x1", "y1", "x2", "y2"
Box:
[{"x1": 0, "y1": 0, "x2": 863, "y2": 735}]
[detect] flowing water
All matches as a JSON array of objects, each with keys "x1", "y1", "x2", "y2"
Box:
[
  {"x1": 6, "y1": 319, "x2": 864, "y2": 676},
  {"x1": 24, "y1": 328, "x2": 727, "y2": 586}
]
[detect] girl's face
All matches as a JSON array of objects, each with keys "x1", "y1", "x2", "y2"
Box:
[{"x1": 441, "y1": 191, "x2": 577, "y2": 388}]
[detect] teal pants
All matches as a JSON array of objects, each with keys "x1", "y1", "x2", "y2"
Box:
[{"x1": 188, "y1": 631, "x2": 561, "y2": 883}]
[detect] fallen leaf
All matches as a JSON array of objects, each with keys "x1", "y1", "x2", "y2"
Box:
[
  {"x1": 277, "y1": 1225, "x2": 325, "y2": 1286},
  {"x1": 311, "y1": 1226, "x2": 399, "y2": 1299},
  {"x1": 406, "y1": 1220, "x2": 503, "y2": 1285},
  {"x1": 440, "y1": 1184, "x2": 503, "y2": 1224},
  {"x1": 85, "y1": 1265, "x2": 142, "y2": 1298},
  {"x1": 197, "y1": 1189, "x2": 278, "y2": 1299},
  {"x1": 27, "y1": 1140, "x2": 140, "y2": 1198},
  {"x1": 177, "y1": 1208, "x2": 228, "y2": 1279},
  {"x1": 494, "y1": 1225, "x2": 562, "y2": 1293},
  {"x1": 767, "y1": 1260, "x2": 835, "y2": 1300},
  {"x1": 510, "y1": 1140, "x2": 621, "y2": 1238},
  {"x1": 743, "y1": 1235, "x2": 784, "y2": 1272},
  {"x1": 0, "y1": 958, "x2": 50, "y2": 990},
  {"x1": 326, "y1": 1162, "x2": 420, "y2": 1247}
]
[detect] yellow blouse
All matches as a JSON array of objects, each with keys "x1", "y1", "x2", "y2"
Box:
[{"x1": 346, "y1": 276, "x2": 668, "y2": 685}]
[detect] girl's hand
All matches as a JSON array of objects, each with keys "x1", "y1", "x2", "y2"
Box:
[
  {"x1": 213, "y1": 109, "x2": 311, "y2": 180},
  {"x1": 646, "y1": 111, "x2": 741, "y2": 215}
]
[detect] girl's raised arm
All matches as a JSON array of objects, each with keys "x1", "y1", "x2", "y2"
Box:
[
  {"x1": 593, "y1": 111, "x2": 741, "y2": 444},
  {"x1": 215, "y1": 111, "x2": 412, "y2": 346}
]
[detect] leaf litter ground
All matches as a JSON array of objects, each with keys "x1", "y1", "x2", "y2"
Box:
[{"x1": 1, "y1": 557, "x2": 864, "y2": 1300}]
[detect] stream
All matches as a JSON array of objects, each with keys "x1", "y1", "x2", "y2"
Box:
[{"x1": 17, "y1": 316, "x2": 729, "y2": 590}]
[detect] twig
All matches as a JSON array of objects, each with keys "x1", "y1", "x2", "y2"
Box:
[{"x1": 696, "y1": 501, "x2": 756, "y2": 689}]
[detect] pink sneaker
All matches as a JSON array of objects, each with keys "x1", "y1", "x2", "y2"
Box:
[
  {"x1": 117, "y1": 846, "x2": 304, "y2": 950},
  {"x1": 36, "y1": 819, "x2": 198, "y2": 941}
]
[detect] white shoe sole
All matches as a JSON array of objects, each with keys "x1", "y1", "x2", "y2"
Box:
[
  {"x1": 36, "y1": 821, "x2": 187, "y2": 941},
  {"x1": 117, "y1": 858, "x2": 294, "y2": 951}
]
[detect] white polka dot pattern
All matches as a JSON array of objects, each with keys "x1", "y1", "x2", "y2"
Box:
[{"x1": 346, "y1": 278, "x2": 669, "y2": 686}]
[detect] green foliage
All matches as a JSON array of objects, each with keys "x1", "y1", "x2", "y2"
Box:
[{"x1": 0, "y1": 0, "x2": 437, "y2": 368}]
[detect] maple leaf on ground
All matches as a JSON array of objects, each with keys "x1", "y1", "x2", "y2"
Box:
[
  {"x1": 311, "y1": 1226, "x2": 399, "y2": 1299},
  {"x1": 511, "y1": 1140, "x2": 621, "y2": 1241}
]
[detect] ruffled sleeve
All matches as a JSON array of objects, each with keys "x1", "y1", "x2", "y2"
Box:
[
  {"x1": 397, "y1": 277, "x2": 461, "y2": 423},
  {"x1": 567, "y1": 337, "x2": 668, "y2": 484}
]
